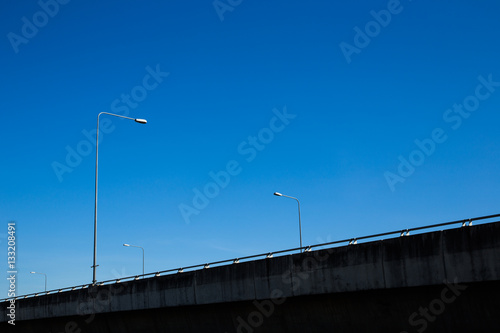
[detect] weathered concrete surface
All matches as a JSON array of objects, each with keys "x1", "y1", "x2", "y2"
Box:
[
  {"x1": 1, "y1": 221, "x2": 499, "y2": 332},
  {"x1": 2, "y1": 282, "x2": 499, "y2": 333}
]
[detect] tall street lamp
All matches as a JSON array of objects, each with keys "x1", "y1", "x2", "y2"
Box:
[
  {"x1": 92, "y1": 112, "x2": 147, "y2": 284},
  {"x1": 274, "y1": 192, "x2": 303, "y2": 252},
  {"x1": 30, "y1": 271, "x2": 47, "y2": 292},
  {"x1": 123, "y1": 244, "x2": 145, "y2": 277}
]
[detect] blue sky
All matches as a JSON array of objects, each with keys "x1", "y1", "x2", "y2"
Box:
[{"x1": 1, "y1": 0, "x2": 500, "y2": 296}]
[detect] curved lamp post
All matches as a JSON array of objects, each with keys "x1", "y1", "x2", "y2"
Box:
[
  {"x1": 274, "y1": 192, "x2": 303, "y2": 252},
  {"x1": 123, "y1": 243, "x2": 145, "y2": 277},
  {"x1": 30, "y1": 271, "x2": 47, "y2": 292},
  {"x1": 92, "y1": 112, "x2": 147, "y2": 284}
]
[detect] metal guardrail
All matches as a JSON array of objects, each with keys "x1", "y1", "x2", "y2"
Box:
[{"x1": 2, "y1": 213, "x2": 499, "y2": 303}]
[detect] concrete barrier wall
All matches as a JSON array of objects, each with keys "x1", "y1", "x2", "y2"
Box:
[{"x1": 1, "y1": 222, "x2": 499, "y2": 332}]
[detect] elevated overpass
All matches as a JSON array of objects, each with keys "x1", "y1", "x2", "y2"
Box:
[{"x1": 1, "y1": 215, "x2": 500, "y2": 332}]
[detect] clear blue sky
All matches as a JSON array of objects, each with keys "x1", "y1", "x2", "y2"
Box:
[{"x1": 1, "y1": 0, "x2": 500, "y2": 296}]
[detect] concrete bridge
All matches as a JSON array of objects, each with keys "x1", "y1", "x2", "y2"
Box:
[{"x1": 1, "y1": 219, "x2": 500, "y2": 332}]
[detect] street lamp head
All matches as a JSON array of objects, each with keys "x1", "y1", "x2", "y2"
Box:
[
  {"x1": 274, "y1": 192, "x2": 283, "y2": 197},
  {"x1": 134, "y1": 119, "x2": 147, "y2": 124},
  {"x1": 123, "y1": 244, "x2": 130, "y2": 247}
]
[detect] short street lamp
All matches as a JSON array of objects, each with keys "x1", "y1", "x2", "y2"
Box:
[
  {"x1": 30, "y1": 271, "x2": 47, "y2": 292},
  {"x1": 274, "y1": 192, "x2": 303, "y2": 252},
  {"x1": 123, "y1": 243, "x2": 145, "y2": 277}
]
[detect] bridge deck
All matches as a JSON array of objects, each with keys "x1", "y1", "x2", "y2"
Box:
[{"x1": 1, "y1": 221, "x2": 499, "y2": 332}]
